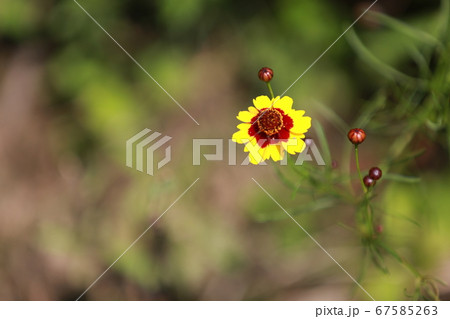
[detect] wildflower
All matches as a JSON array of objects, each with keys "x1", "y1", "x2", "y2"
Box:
[
  {"x1": 232, "y1": 95, "x2": 311, "y2": 164},
  {"x1": 369, "y1": 167, "x2": 382, "y2": 180},
  {"x1": 258, "y1": 67, "x2": 274, "y2": 82},
  {"x1": 348, "y1": 128, "x2": 366, "y2": 145}
]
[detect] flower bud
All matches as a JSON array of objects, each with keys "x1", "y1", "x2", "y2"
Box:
[
  {"x1": 363, "y1": 175, "x2": 376, "y2": 187},
  {"x1": 347, "y1": 128, "x2": 366, "y2": 145},
  {"x1": 258, "y1": 67, "x2": 273, "y2": 82},
  {"x1": 369, "y1": 167, "x2": 382, "y2": 180}
]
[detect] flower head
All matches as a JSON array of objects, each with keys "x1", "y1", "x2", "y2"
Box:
[
  {"x1": 258, "y1": 67, "x2": 274, "y2": 82},
  {"x1": 232, "y1": 95, "x2": 311, "y2": 164},
  {"x1": 348, "y1": 128, "x2": 366, "y2": 145}
]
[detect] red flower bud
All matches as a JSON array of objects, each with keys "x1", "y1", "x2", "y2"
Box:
[
  {"x1": 369, "y1": 167, "x2": 382, "y2": 180},
  {"x1": 363, "y1": 175, "x2": 376, "y2": 188},
  {"x1": 258, "y1": 67, "x2": 274, "y2": 82},
  {"x1": 348, "y1": 128, "x2": 366, "y2": 145}
]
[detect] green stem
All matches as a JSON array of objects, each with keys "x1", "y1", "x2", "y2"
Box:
[
  {"x1": 378, "y1": 241, "x2": 422, "y2": 278},
  {"x1": 354, "y1": 145, "x2": 367, "y2": 194},
  {"x1": 267, "y1": 82, "x2": 275, "y2": 100},
  {"x1": 367, "y1": 200, "x2": 374, "y2": 230}
]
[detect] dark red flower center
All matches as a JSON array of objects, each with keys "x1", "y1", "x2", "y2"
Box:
[
  {"x1": 248, "y1": 108, "x2": 294, "y2": 148},
  {"x1": 257, "y1": 108, "x2": 283, "y2": 135}
]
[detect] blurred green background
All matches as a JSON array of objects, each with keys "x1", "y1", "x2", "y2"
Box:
[{"x1": 0, "y1": 0, "x2": 449, "y2": 300}]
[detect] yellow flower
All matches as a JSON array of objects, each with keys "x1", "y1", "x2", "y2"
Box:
[{"x1": 232, "y1": 95, "x2": 311, "y2": 164}]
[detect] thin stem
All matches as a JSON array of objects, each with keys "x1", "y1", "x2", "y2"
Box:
[
  {"x1": 367, "y1": 200, "x2": 374, "y2": 229},
  {"x1": 354, "y1": 145, "x2": 367, "y2": 194},
  {"x1": 267, "y1": 82, "x2": 275, "y2": 100}
]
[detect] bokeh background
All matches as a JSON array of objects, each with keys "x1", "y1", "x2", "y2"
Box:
[{"x1": 0, "y1": 0, "x2": 449, "y2": 300}]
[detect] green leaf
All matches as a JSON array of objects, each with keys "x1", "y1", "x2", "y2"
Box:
[
  {"x1": 377, "y1": 242, "x2": 421, "y2": 278},
  {"x1": 425, "y1": 276, "x2": 448, "y2": 287},
  {"x1": 274, "y1": 165, "x2": 297, "y2": 191},
  {"x1": 378, "y1": 242, "x2": 403, "y2": 264},
  {"x1": 313, "y1": 120, "x2": 332, "y2": 166},
  {"x1": 311, "y1": 100, "x2": 349, "y2": 135},
  {"x1": 407, "y1": 44, "x2": 431, "y2": 77},
  {"x1": 384, "y1": 131, "x2": 415, "y2": 165},
  {"x1": 346, "y1": 28, "x2": 426, "y2": 88},
  {"x1": 438, "y1": 0, "x2": 450, "y2": 38},
  {"x1": 369, "y1": 244, "x2": 389, "y2": 274},
  {"x1": 337, "y1": 222, "x2": 357, "y2": 233},
  {"x1": 368, "y1": 11, "x2": 441, "y2": 47},
  {"x1": 384, "y1": 212, "x2": 421, "y2": 228},
  {"x1": 286, "y1": 154, "x2": 312, "y2": 181},
  {"x1": 290, "y1": 197, "x2": 337, "y2": 216},
  {"x1": 383, "y1": 173, "x2": 421, "y2": 183},
  {"x1": 387, "y1": 148, "x2": 426, "y2": 167},
  {"x1": 249, "y1": 197, "x2": 335, "y2": 222},
  {"x1": 355, "y1": 91, "x2": 387, "y2": 128}
]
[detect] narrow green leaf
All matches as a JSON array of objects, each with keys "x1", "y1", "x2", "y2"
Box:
[
  {"x1": 426, "y1": 276, "x2": 448, "y2": 287},
  {"x1": 355, "y1": 93, "x2": 387, "y2": 128},
  {"x1": 439, "y1": 0, "x2": 450, "y2": 38},
  {"x1": 408, "y1": 44, "x2": 431, "y2": 77},
  {"x1": 251, "y1": 197, "x2": 335, "y2": 222},
  {"x1": 384, "y1": 130, "x2": 415, "y2": 166},
  {"x1": 387, "y1": 148, "x2": 426, "y2": 166},
  {"x1": 337, "y1": 222, "x2": 357, "y2": 233},
  {"x1": 383, "y1": 173, "x2": 421, "y2": 183},
  {"x1": 368, "y1": 11, "x2": 441, "y2": 47},
  {"x1": 313, "y1": 120, "x2": 332, "y2": 166},
  {"x1": 384, "y1": 212, "x2": 421, "y2": 228},
  {"x1": 291, "y1": 197, "x2": 336, "y2": 216},
  {"x1": 369, "y1": 244, "x2": 389, "y2": 274},
  {"x1": 378, "y1": 242, "x2": 422, "y2": 278},
  {"x1": 311, "y1": 100, "x2": 349, "y2": 135},
  {"x1": 274, "y1": 165, "x2": 296, "y2": 190},
  {"x1": 377, "y1": 241, "x2": 403, "y2": 264},
  {"x1": 286, "y1": 154, "x2": 309, "y2": 179},
  {"x1": 346, "y1": 28, "x2": 426, "y2": 88}
]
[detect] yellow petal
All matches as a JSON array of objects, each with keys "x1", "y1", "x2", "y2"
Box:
[
  {"x1": 248, "y1": 106, "x2": 259, "y2": 115},
  {"x1": 248, "y1": 155, "x2": 259, "y2": 165},
  {"x1": 237, "y1": 123, "x2": 251, "y2": 130},
  {"x1": 287, "y1": 109, "x2": 305, "y2": 117},
  {"x1": 237, "y1": 110, "x2": 254, "y2": 123},
  {"x1": 267, "y1": 144, "x2": 283, "y2": 162},
  {"x1": 232, "y1": 124, "x2": 251, "y2": 144},
  {"x1": 261, "y1": 146, "x2": 271, "y2": 161},
  {"x1": 273, "y1": 96, "x2": 293, "y2": 113},
  {"x1": 248, "y1": 145, "x2": 270, "y2": 164},
  {"x1": 245, "y1": 139, "x2": 265, "y2": 164},
  {"x1": 283, "y1": 137, "x2": 306, "y2": 154},
  {"x1": 253, "y1": 95, "x2": 272, "y2": 110},
  {"x1": 243, "y1": 136, "x2": 258, "y2": 152},
  {"x1": 292, "y1": 115, "x2": 312, "y2": 134}
]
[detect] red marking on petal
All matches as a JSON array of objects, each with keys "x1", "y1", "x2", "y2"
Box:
[
  {"x1": 277, "y1": 128, "x2": 291, "y2": 140},
  {"x1": 281, "y1": 112, "x2": 294, "y2": 130}
]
